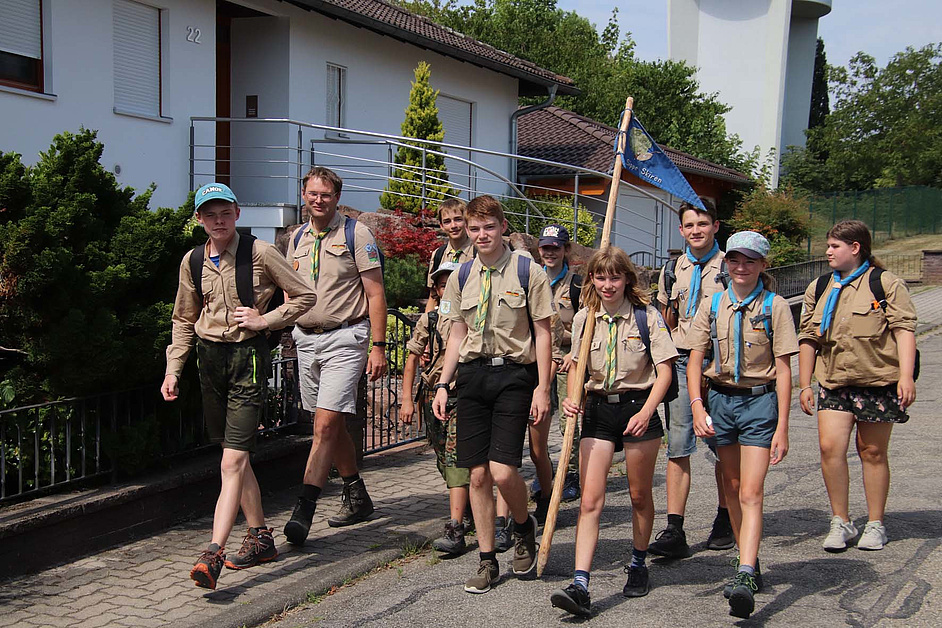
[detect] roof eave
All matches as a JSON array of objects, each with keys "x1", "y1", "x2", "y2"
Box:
[{"x1": 285, "y1": 0, "x2": 580, "y2": 97}]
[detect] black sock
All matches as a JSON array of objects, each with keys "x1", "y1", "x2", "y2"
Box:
[
  {"x1": 717, "y1": 506, "x2": 730, "y2": 521},
  {"x1": 342, "y1": 473, "x2": 361, "y2": 485},
  {"x1": 480, "y1": 550, "x2": 497, "y2": 563},
  {"x1": 302, "y1": 484, "x2": 322, "y2": 501},
  {"x1": 667, "y1": 514, "x2": 685, "y2": 529},
  {"x1": 515, "y1": 514, "x2": 534, "y2": 535}
]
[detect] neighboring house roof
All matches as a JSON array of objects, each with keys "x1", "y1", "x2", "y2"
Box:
[
  {"x1": 286, "y1": 0, "x2": 579, "y2": 97},
  {"x1": 517, "y1": 106, "x2": 751, "y2": 185}
]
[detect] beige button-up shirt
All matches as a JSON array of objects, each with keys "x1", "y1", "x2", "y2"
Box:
[{"x1": 657, "y1": 251, "x2": 727, "y2": 350}]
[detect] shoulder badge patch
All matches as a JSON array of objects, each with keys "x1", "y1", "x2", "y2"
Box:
[
  {"x1": 439, "y1": 300, "x2": 451, "y2": 315},
  {"x1": 365, "y1": 242, "x2": 380, "y2": 262}
]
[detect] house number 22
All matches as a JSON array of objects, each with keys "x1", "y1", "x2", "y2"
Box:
[{"x1": 186, "y1": 26, "x2": 202, "y2": 44}]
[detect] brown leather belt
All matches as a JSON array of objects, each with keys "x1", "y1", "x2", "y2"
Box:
[{"x1": 296, "y1": 315, "x2": 367, "y2": 335}]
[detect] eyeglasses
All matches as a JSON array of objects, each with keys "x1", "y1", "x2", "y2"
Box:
[{"x1": 306, "y1": 193, "x2": 335, "y2": 201}]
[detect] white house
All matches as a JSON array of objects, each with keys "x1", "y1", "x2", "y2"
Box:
[
  {"x1": 0, "y1": 0, "x2": 576, "y2": 241},
  {"x1": 668, "y1": 0, "x2": 832, "y2": 186}
]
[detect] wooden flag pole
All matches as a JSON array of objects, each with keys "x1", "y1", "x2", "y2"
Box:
[{"x1": 537, "y1": 96, "x2": 634, "y2": 577}]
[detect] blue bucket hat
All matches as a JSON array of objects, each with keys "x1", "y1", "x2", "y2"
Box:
[
  {"x1": 195, "y1": 183, "x2": 238, "y2": 210},
  {"x1": 726, "y1": 231, "x2": 771, "y2": 259}
]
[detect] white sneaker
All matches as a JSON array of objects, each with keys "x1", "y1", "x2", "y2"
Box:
[
  {"x1": 823, "y1": 516, "x2": 858, "y2": 551},
  {"x1": 857, "y1": 521, "x2": 888, "y2": 551}
]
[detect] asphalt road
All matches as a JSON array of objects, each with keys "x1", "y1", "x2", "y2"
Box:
[{"x1": 271, "y1": 333, "x2": 942, "y2": 627}]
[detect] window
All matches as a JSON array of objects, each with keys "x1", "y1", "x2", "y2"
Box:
[
  {"x1": 0, "y1": 0, "x2": 43, "y2": 92},
  {"x1": 113, "y1": 0, "x2": 161, "y2": 117},
  {"x1": 326, "y1": 63, "x2": 346, "y2": 128}
]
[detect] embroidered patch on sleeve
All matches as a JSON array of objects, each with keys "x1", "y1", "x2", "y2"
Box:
[
  {"x1": 440, "y1": 300, "x2": 451, "y2": 315},
  {"x1": 365, "y1": 243, "x2": 380, "y2": 262}
]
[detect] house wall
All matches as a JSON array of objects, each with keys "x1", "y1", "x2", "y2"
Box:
[{"x1": 0, "y1": 0, "x2": 217, "y2": 210}]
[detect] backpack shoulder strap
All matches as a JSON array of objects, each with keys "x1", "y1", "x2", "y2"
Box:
[
  {"x1": 427, "y1": 310, "x2": 442, "y2": 363},
  {"x1": 457, "y1": 260, "x2": 474, "y2": 291},
  {"x1": 634, "y1": 306, "x2": 650, "y2": 352},
  {"x1": 343, "y1": 215, "x2": 357, "y2": 255},
  {"x1": 235, "y1": 233, "x2": 257, "y2": 307},
  {"x1": 570, "y1": 273, "x2": 582, "y2": 311},
  {"x1": 662, "y1": 259, "x2": 677, "y2": 297},
  {"x1": 710, "y1": 291, "x2": 724, "y2": 375},
  {"x1": 814, "y1": 274, "x2": 831, "y2": 306},
  {"x1": 750, "y1": 290, "x2": 776, "y2": 340},
  {"x1": 516, "y1": 254, "x2": 531, "y2": 296},
  {"x1": 868, "y1": 267, "x2": 887, "y2": 310},
  {"x1": 293, "y1": 224, "x2": 306, "y2": 250},
  {"x1": 189, "y1": 243, "x2": 206, "y2": 304},
  {"x1": 432, "y1": 244, "x2": 446, "y2": 274}
]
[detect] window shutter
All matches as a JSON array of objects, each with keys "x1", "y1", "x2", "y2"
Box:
[
  {"x1": 326, "y1": 64, "x2": 345, "y2": 127},
  {"x1": 113, "y1": 0, "x2": 160, "y2": 116},
  {"x1": 437, "y1": 95, "x2": 473, "y2": 195},
  {"x1": 0, "y1": 0, "x2": 42, "y2": 59}
]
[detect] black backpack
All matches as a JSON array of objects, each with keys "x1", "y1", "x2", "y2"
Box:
[
  {"x1": 812, "y1": 267, "x2": 919, "y2": 380},
  {"x1": 634, "y1": 306, "x2": 679, "y2": 403},
  {"x1": 188, "y1": 233, "x2": 285, "y2": 348}
]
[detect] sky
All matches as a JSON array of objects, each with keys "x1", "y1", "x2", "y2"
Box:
[{"x1": 554, "y1": 0, "x2": 942, "y2": 68}]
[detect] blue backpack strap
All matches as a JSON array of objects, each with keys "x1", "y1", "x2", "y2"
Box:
[
  {"x1": 457, "y1": 259, "x2": 474, "y2": 291},
  {"x1": 710, "y1": 291, "x2": 724, "y2": 375},
  {"x1": 293, "y1": 224, "x2": 305, "y2": 250},
  {"x1": 749, "y1": 291, "x2": 776, "y2": 340},
  {"x1": 516, "y1": 254, "x2": 531, "y2": 296},
  {"x1": 634, "y1": 305, "x2": 650, "y2": 352},
  {"x1": 344, "y1": 215, "x2": 384, "y2": 271}
]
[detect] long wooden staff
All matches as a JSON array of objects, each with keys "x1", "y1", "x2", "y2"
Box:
[{"x1": 537, "y1": 96, "x2": 633, "y2": 577}]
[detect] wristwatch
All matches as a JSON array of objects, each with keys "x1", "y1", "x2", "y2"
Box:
[
  {"x1": 433, "y1": 383, "x2": 451, "y2": 391},
  {"x1": 372, "y1": 340, "x2": 387, "y2": 347}
]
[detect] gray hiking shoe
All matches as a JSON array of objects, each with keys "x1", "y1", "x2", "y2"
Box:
[{"x1": 327, "y1": 479, "x2": 374, "y2": 527}]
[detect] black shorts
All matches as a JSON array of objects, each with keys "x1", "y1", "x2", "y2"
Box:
[
  {"x1": 581, "y1": 390, "x2": 664, "y2": 452},
  {"x1": 455, "y1": 360, "x2": 537, "y2": 468},
  {"x1": 818, "y1": 383, "x2": 909, "y2": 424}
]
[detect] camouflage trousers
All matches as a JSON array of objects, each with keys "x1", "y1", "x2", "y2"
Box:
[{"x1": 423, "y1": 391, "x2": 470, "y2": 488}]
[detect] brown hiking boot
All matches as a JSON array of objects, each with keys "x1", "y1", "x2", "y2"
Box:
[
  {"x1": 327, "y1": 479, "x2": 374, "y2": 527},
  {"x1": 190, "y1": 546, "x2": 225, "y2": 589},
  {"x1": 225, "y1": 527, "x2": 278, "y2": 570}
]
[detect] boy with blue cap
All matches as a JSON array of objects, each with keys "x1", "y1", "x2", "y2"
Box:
[{"x1": 162, "y1": 183, "x2": 317, "y2": 589}]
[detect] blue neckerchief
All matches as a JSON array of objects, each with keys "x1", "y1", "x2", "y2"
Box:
[
  {"x1": 546, "y1": 261, "x2": 569, "y2": 289},
  {"x1": 819, "y1": 261, "x2": 871, "y2": 336},
  {"x1": 728, "y1": 280, "x2": 764, "y2": 383},
  {"x1": 685, "y1": 241, "x2": 720, "y2": 317}
]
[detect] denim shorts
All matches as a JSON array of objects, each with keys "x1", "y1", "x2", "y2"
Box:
[
  {"x1": 666, "y1": 354, "x2": 717, "y2": 457},
  {"x1": 707, "y1": 388, "x2": 778, "y2": 448}
]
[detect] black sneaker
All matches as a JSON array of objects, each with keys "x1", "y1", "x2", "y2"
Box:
[
  {"x1": 190, "y1": 547, "x2": 225, "y2": 589},
  {"x1": 647, "y1": 524, "x2": 689, "y2": 558},
  {"x1": 495, "y1": 517, "x2": 515, "y2": 553},
  {"x1": 327, "y1": 479, "x2": 375, "y2": 527},
  {"x1": 225, "y1": 527, "x2": 278, "y2": 569},
  {"x1": 561, "y1": 473, "x2": 581, "y2": 502},
  {"x1": 284, "y1": 497, "x2": 317, "y2": 545},
  {"x1": 534, "y1": 497, "x2": 550, "y2": 527},
  {"x1": 706, "y1": 512, "x2": 736, "y2": 550},
  {"x1": 622, "y1": 564, "x2": 650, "y2": 598},
  {"x1": 432, "y1": 519, "x2": 467, "y2": 555},
  {"x1": 729, "y1": 571, "x2": 758, "y2": 619},
  {"x1": 511, "y1": 515, "x2": 538, "y2": 576},
  {"x1": 464, "y1": 558, "x2": 499, "y2": 594},
  {"x1": 550, "y1": 583, "x2": 591, "y2": 617},
  {"x1": 724, "y1": 558, "x2": 762, "y2": 598}
]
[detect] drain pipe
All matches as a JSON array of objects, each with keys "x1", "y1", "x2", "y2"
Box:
[{"x1": 509, "y1": 84, "x2": 558, "y2": 187}]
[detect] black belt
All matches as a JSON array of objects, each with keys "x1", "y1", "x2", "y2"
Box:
[
  {"x1": 589, "y1": 389, "x2": 650, "y2": 404},
  {"x1": 710, "y1": 382, "x2": 776, "y2": 396},
  {"x1": 463, "y1": 357, "x2": 526, "y2": 368},
  {"x1": 296, "y1": 315, "x2": 367, "y2": 335}
]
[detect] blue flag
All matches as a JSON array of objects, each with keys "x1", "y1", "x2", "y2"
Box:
[{"x1": 616, "y1": 115, "x2": 705, "y2": 211}]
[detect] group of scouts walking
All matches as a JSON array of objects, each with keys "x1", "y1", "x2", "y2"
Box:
[{"x1": 162, "y1": 169, "x2": 917, "y2": 621}]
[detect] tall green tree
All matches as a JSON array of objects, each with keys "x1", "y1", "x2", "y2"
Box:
[
  {"x1": 381, "y1": 61, "x2": 454, "y2": 213},
  {"x1": 783, "y1": 44, "x2": 942, "y2": 192},
  {"x1": 0, "y1": 130, "x2": 200, "y2": 402},
  {"x1": 809, "y1": 37, "x2": 830, "y2": 130}
]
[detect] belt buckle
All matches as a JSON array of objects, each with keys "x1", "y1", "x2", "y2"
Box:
[
  {"x1": 310, "y1": 326, "x2": 325, "y2": 334},
  {"x1": 606, "y1": 394, "x2": 620, "y2": 404},
  {"x1": 490, "y1": 357, "x2": 505, "y2": 367}
]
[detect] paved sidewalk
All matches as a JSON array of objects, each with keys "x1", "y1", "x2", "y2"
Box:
[{"x1": 2, "y1": 285, "x2": 941, "y2": 628}]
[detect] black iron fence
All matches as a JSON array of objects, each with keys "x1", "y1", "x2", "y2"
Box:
[{"x1": 767, "y1": 253, "x2": 925, "y2": 300}]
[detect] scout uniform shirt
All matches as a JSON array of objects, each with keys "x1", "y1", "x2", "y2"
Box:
[
  {"x1": 439, "y1": 247, "x2": 554, "y2": 364},
  {"x1": 570, "y1": 301, "x2": 679, "y2": 393},
  {"x1": 549, "y1": 267, "x2": 579, "y2": 349},
  {"x1": 687, "y1": 289, "x2": 799, "y2": 388},
  {"x1": 166, "y1": 233, "x2": 317, "y2": 377},
  {"x1": 798, "y1": 268, "x2": 916, "y2": 389},
  {"x1": 657, "y1": 251, "x2": 726, "y2": 350},
  {"x1": 427, "y1": 239, "x2": 475, "y2": 287},
  {"x1": 287, "y1": 211, "x2": 382, "y2": 330},
  {"x1": 406, "y1": 309, "x2": 454, "y2": 387}
]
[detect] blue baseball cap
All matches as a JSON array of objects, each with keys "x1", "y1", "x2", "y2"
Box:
[
  {"x1": 539, "y1": 224, "x2": 570, "y2": 247},
  {"x1": 726, "y1": 231, "x2": 771, "y2": 259},
  {"x1": 195, "y1": 183, "x2": 238, "y2": 210}
]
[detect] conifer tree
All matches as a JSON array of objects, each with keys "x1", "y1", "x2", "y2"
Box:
[{"x1": 381, "y1": 62, "x2": 453, "y2": 213}]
